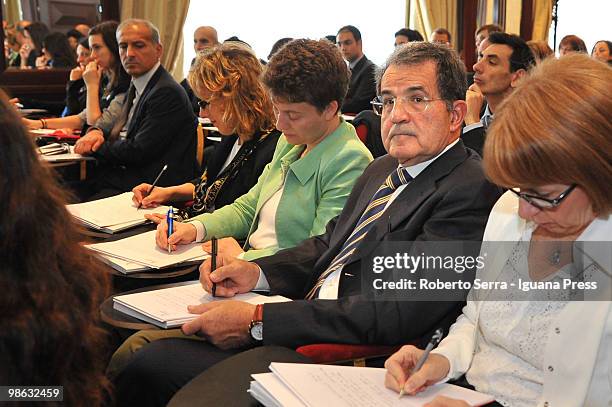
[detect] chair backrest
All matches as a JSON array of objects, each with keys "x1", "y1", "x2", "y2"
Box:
[
  {"x1": 354, "y1": 123, "x2": 368, "y2": 143},
  {"x1": 351, "y1": 110, "x2": 387, "y2": 158}
]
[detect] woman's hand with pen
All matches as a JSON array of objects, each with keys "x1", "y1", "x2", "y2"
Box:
[
  {"x1": 132, "y1": 183, "x2": 171, "y2": 208},
  {"x1": 155, "y1": 219, "x2": 196, "y2": 251},
  {"x1": 384, "y1": 345, "x2": 450, "y2": 396},
  {"x1": 199, "y1": 254, "x2": 260, "y2": 297}
]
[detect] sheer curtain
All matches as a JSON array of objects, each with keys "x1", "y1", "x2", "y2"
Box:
[{"x1": 120, "y1": 0, "x2": 190, "y2": 80}]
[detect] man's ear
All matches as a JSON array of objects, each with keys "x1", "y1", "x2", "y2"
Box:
[
  {"x1": 510, "y1": 68, "x2": 527, "y2": 88},
  {"x1": 449, "y1": 100, "x2": 467, "y2": 133},
  {"x1": 156, "y1": 43, "x2": 163, "y2": 60}
]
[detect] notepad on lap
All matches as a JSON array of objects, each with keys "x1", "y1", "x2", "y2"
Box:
[
  {"x1": 113, "y1": 281, "x2": 291, "y2": 328},
  {"x1": 248, "y1": 363, "x2": 495, "y2": 407},
  {"x1": 67, "y1": 192, "x2": 169, "y2": 233}
]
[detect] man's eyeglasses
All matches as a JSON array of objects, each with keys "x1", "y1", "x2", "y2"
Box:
[
  {"x1": 370, "y1": 95, "x2": 445, "y2": 116},
  {"x1": 509, "y1": 184, "x2": 577, "y2": 209},
  {"x1": 197, "y1": 99, "x2": 210, "y2": 110}
]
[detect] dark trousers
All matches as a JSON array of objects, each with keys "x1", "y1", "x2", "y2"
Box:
[
  {"x1": 168, "y1": 346, "x2": 311, "y2": 407},
  {"x1": 113, "y1": 338, "x2": 243, "y2": 406}
]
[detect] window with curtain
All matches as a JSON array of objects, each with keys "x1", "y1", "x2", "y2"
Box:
[
  {"x1": 548, "y1": 0, "x2": 610, "y2": 55},
  {"x1": 183, "y1": 0, "x2": 405, "y2": 77}
]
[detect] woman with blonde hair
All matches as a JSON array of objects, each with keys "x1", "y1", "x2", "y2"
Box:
[
  {"x1": 385, "y1": 54, "x2": 611, "y2": 406},
  {"x1": 527, "y1": 40, "x2": 553, "y2": 63},
  {"x1": 132, "y1": 42, "x2": 281, "y2": 220}
]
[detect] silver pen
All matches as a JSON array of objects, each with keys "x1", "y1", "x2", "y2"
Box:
[{"x1": 399, "y1": 328, "x2": 444, "y2": 398}]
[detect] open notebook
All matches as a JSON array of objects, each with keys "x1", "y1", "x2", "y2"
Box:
[
  {"x1": 113, "y1": 281, "x2": 291, "y2": 328},
  {"x1": 249, "y1": 363, "x2": 495, "y2": 407},
  {"x1": 67, "y1": 192, "x2": 168, "y2": 233}
]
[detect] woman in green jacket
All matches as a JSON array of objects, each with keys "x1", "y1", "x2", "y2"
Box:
[{"x1": 155, "y1": 39, "x2": 373, "y2": 261}]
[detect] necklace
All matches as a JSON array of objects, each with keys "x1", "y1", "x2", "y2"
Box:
[{"x1": 548, "y1": 249, "x2": 562, "y2": 265}]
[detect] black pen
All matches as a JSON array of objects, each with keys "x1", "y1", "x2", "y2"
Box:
[
  {"x1": 137, "y1": 164, "x2": 167, "y2": 210},
  {"x1": 210, "y1": 237, "x2": 218, "y2": 297},
  {"x1": 399, "y1": 328, "x2": 444, "y2": 398}
]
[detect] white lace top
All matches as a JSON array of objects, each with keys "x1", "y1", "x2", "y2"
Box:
[{"x1": 466, "y1": 226, "x2": 570, "y2": 407}]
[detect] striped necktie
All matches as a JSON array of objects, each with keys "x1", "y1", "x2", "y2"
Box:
[{"x1": 305, "y1": 167, "x2": 412, "y2": 299}]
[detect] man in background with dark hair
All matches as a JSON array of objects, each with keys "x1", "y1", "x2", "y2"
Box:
[
  {"x1": 336, "y1": 25, "x2": 376, "y2": 114},
  {"x1": 462, "y1": 32, "x2": 534, "y2": 156},
  {"x1": 394, "y1": 27, "x2": 424, "y2": 46},
  {"x1": 474, "y1": 23, "x2": 502, "y2": 52},
  {"x1": 430, "y1": 27, "x2": 451, "y2": 47}
]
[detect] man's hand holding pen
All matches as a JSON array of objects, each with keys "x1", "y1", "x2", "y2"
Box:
[
  {"x1": 177, "y1": 254, "x2": 261, "y2": 350},
  {"x1": 198, "y1": 254, "x2": 260, "y2": 297}
]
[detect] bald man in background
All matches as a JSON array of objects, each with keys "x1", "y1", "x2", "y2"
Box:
[
  {"x1": 182, "y1": 26, "x2": 220, "y2": 113},
  {"x1": 193, "y1": 26, "x2": 219, "y2": 52},
  {"x1": 74, "y1": 23, "x2": 90, "y2": 36}
]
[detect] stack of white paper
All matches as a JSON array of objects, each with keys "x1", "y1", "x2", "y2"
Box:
[
  {"x1": 87, "y1": 230, "x2": 207, "y2": 270},
  {"x1": 113, "y1": 281, "x2": 291, "y2": 328},
  {"x1": 68, "y1": 192, "x2": 168, "y2": 233},
  {"x1": 96, "y1": 252, "x2": 208, "y2": 274},
  {"x1": 248, "y1": 363, "x2": 495, "y2": 407}
]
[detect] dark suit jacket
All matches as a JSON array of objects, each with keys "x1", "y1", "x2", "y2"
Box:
[
  {"x1": 341, "y1": 55, "x2": 377, "y2": 115},
  {"x1": 461, "y1": 103, "x2": 488, "y2": 157},
  {"x1": 191, "y1": 129, "x2": 281, "y2": 212},
  {"x1": 461, "y1": 125, "x2": 486, "y2": 157},
  {"x1": 95, "y1": 65, "x2": 198, "y2": 192},
  {"x1": 255, "y1": 141, "x2": 502, "y2": 348}
]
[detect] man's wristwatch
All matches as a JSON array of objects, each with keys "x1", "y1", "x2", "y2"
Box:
[{"x1": 249, "y1": 304, "x2": 263, "y2": 342}]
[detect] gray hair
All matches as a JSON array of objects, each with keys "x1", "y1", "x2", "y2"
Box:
[
  {"x1": 376, "y1": 42, "x2": 467, "y2": 110},
  {"x1": 117, "y1": 19, "x2": 161, "y2": 45}
]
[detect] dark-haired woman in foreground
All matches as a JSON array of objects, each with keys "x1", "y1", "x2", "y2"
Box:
[{"x1": 0, "y1": 91, "x2": 111, "y2": 406}]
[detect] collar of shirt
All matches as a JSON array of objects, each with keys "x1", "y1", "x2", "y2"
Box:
[
  {"x1": 131, "y1": 61, "x2": 161, "y2": 97},
  {"x1": 400, "y1": 138, "x2": 460, "y2": 178},
  {"x1": 349, "y1": 55, "x2": 364, "y2": 70},
  {"x1": 481, "y1": 103, "x2": 493, "y2": 122}
]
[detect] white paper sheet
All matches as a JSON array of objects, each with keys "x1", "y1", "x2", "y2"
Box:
[
  {"x1": 67, "y1": 192, "x2": 168, "y2": 228},
  {"x1": 267, "y1": 363, "x2": 495, "y2": 407},
  {"x1": 86, "y1": 230, "x2": 204, "y2": 269},
  {"x1": 113, "y1": 281, "x2": 291, "y2": 328}
]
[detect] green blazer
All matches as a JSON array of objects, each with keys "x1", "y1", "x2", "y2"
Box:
[{"x1": 189, "y1": 119, "x2": 373, "y2": 261}]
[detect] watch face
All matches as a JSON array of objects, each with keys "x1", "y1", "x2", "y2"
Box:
[{"x1": 250, "y1": 322, "x2": 263, "y2": 341}]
